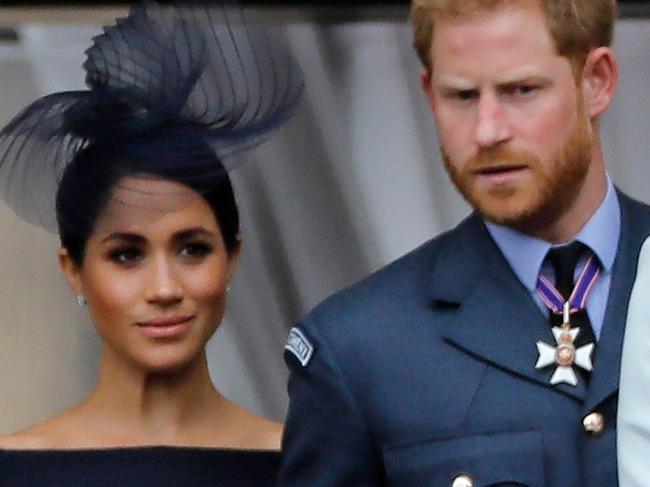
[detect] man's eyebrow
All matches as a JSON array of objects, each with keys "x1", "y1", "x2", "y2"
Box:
[
  {"x1": 497, "y1": 75, "x2": 551, "y2": 86},
  {"x1": 436, "y1": 77, "x2": 477, "y2": 90},
  {"x1": 437, "y1": 69, "x2": 550, "y2": 89}
]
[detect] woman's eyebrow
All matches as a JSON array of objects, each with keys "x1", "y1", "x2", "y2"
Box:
[
  {"x1": 173, "y1": 227, "x2": 216, "y2": 241},
  {"x1": 99, "y1": 232, "x2": 146, "y2": 245}
]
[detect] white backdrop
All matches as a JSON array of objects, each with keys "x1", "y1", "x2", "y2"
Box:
[{"x1": 1, "y1": 13, "x2": 650, "y2": 432}]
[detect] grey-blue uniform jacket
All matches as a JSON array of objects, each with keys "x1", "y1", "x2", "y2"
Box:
[{"x1": 278, "y1": 192, "x2": 650, "y2": 487}]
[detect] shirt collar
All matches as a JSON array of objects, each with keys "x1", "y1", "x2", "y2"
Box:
[{"x1": 485, "y1": 177, "x2": 620, "y2": 292}]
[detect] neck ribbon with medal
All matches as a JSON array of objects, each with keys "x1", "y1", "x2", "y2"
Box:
[{"x1": 534, "y1": 254, "x2": 600, "y2": 387}]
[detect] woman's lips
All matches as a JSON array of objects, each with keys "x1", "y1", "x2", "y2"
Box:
[{"x1": 136, "y1": 315, "x2": 194, "y2": 338}]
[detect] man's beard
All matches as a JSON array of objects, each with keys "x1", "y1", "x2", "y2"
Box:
[{"x1": 442, "y1": 115, "x2": 592, "y2": 236}]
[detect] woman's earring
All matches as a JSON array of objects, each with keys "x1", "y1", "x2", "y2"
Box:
[
  {"x1": 226, "y1": 286, "x2": 231, "y2": 293},
  {"x1": 76, "y1": 295, "x2": 86, "y2": 306}
]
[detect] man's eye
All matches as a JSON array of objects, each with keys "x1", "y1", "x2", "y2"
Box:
[
  {"x1": 109, "y1": 247, "x2": 143, "y2": 264},
  {"x1": 455, "y1": 90, "x2": 478, "y2": 101},
  {"x1": 515, "y1": 84, "x2": 540, "y2": 96},
  {"x1": 180, "y1": 242, "x2": 213, "y2": 259}
]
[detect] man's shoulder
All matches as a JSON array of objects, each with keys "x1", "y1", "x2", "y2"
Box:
[
  {"x1": 617, "y1": 190, "x2": 650, "y2": 246},
  {"x1": 619, "y1": 190, "x2": 650, "y2": 219},
  {"x1": 304, "y1": 214, "x2": 481, "y2": 331}
]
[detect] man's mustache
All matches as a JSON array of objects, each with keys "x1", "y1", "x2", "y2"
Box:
[{"x1": 463, "y1": 148, "x2": 540, "y2": 172}]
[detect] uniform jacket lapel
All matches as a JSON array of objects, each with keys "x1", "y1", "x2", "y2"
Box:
[
  {"x1": 584, "y1": 192, "x2": 650, "y2": 413},
  {"x1": 430, "y1": 214, "x2": 588, "y2": 401}
]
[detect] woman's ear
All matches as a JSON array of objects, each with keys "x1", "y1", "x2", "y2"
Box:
[
  {"x1": 58, "y1": 247, "x2": 84, "y2": 297},
  {"x1": 225, "y1": 233, "x2": 243, "y2": 283},
  {"x1": 581, "y1": 47, "x2": 618, "y2": 119}
]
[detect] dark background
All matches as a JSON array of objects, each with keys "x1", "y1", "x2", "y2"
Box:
[
  {"x1": 1, "y1": 1, "x2": 648, "y2": 18},
  {"x1": 0, "y1": 0, "x2": 648, "y2": 7}
]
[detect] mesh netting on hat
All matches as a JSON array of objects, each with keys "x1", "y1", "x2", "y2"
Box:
[{"x1": 0, "y1": 0, "x2": 303, "y2": 233}]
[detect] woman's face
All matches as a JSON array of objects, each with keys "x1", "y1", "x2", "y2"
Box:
[{"x1": 60, "y1": 176, "x2": 240, "y2": 372}]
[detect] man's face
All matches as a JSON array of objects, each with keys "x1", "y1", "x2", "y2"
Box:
[{"x1": 424, "y1": 1, "x2": 593, "y2": 234}]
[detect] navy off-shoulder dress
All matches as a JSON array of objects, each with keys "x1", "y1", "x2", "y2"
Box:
[{"x1": 0, "y1": 446, "x2": 281, "y2": 486}]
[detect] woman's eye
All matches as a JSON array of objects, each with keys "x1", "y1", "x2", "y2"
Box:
[
  {"x1": 108, "y1": 247, "x2": 143, "y2": 265},
  {"x1": 180, "y1": 242, "x2": 213, "y2": 260}
]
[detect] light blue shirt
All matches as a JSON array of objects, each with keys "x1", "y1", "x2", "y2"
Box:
[{"x1": 485, "y1": 178, "x2": 621, "y2": 339}]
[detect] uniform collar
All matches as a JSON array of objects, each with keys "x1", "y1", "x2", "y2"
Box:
[{"x1": 485, "y1": 177, "x2": 620, "y2": 293}]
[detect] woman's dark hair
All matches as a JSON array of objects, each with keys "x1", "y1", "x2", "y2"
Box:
[{"x1": 56, "y1": 130, "x2": 239, "y2": 266}]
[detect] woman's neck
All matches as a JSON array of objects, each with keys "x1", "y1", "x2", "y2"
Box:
[
  {"x1": 0, "y1": 345, "x2": 283, "y2": 451},
  {"x1": 76, "y1": 346, "x2": 228, "y2": 446}
]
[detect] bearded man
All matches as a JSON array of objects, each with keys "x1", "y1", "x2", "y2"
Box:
[{"x1": 279, "y1": 1, "x2": 650, "y2": 485}]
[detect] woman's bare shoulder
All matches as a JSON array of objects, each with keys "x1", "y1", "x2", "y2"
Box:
[
  {"x1": 222, "y1": 400, "x2": 283, "y2": 451},
  {"x1": 0, "y1": 425, "x2": 54, "y2": 450},
  {"x1": 0, "y1": 409, "x2": 81, "y2": 451},
  {"x1": 242, "y1": 411, "x2": 283, "y2": 450}
]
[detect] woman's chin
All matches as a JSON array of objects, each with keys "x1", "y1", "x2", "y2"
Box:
[{"x1": 130, "y1": 348, "x2": 203, "y2": 375}]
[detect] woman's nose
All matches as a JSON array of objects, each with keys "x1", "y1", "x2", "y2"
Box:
[{"x1": 145, "y1": 257, "x2": 183, "y2": 306}]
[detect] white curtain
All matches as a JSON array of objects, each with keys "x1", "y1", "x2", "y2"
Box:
[{"x1": 1, "y1": 13, "x2": 649, "y2": 432}]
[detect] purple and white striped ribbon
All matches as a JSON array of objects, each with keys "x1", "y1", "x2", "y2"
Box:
[{"x1": 536, "y1": 254, "x2": 601, "y2": 315}]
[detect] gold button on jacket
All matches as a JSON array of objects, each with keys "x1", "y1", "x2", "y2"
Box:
[
  {"x1": 452, "y1": 474, "x2": 474, "y2": 487},
  {"x1": 583, "y1": 412, "x2": 605, "y2": 435}
]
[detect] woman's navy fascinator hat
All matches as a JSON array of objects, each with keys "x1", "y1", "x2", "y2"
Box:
[{"x1": 0, "y1": 0, "x2": 304, "y2": 234}]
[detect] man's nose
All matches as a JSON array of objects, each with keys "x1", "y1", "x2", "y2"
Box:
[{"x1": 474, "y1": 92, "x2": 512, "y2": 148}]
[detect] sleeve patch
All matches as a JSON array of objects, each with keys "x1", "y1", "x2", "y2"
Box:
[{"x1": 285, "y1": 327, "x2": 314, "y2": 366}]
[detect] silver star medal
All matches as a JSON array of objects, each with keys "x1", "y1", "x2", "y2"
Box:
[{"x1": 535, "y1": 302, "x2": 594, "y2": 386}]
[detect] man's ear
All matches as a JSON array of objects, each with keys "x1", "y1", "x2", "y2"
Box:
[
  {"x1": 581, "y1": 47, "x2": 618, "y2": 119},
  {"x1": 58, "y1": 247, "x2": 84, "y2": 297},
  {"x1": 420, "y1": 67, "x2": 436, "y2": 113}
]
